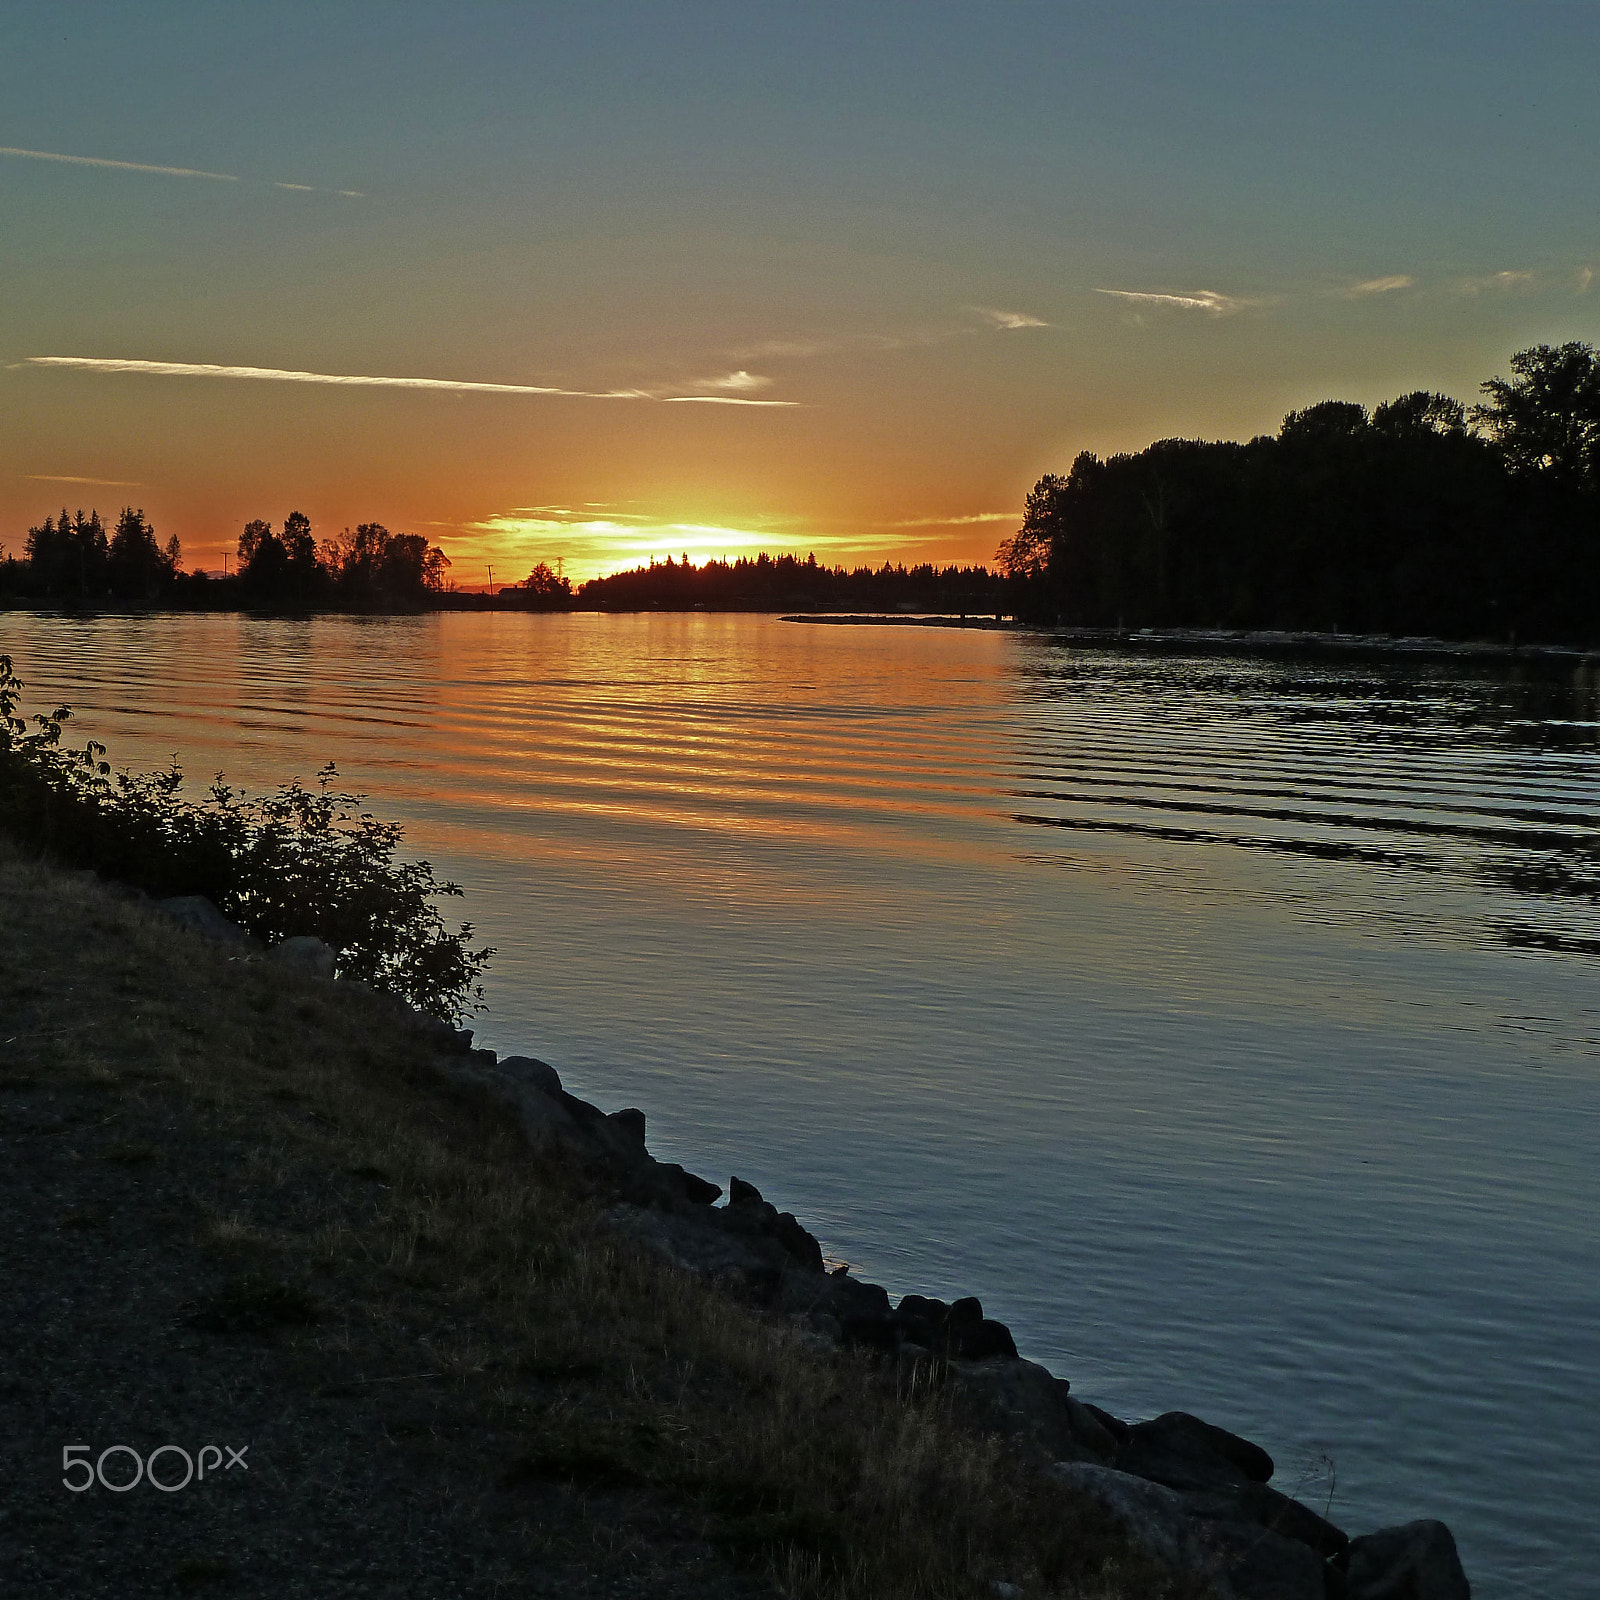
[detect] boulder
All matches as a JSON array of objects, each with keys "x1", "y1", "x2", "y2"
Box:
[
  {"x1": 1046, "y1": 1461, "x2": 1207, "y2": 1572},
  {"x1": 497, "y1": 1055, "x2": 564, "y2": 1098},
  {"x1": 720, "y1": 1196, "x2": 782, "y2": 1235},
  {"x1": 891, "y1": 1293, "x2": 1017, "y2": 1361},
  {"x1": 954, "y1": 1318, "x2": 1019, "y2": 1361},
  {"x1": 1184, "y1": 1485, "x2": 1347, "y2": 1562},
  {"x1": 1063, "y1": 1397, "x2": 1119, "y2": 1460},
  {"x1": 157, "y1": 895, "x2": 257, "y2": 949},
  {"x1": 774, "y1": 1211, "x2": 825, "y2": 1272},
  {"x1": 1081, "y1": 1401, "x2": 1129, "y2": 1443},
  {"x1": 267, "y1": 935, "x2": 336, "y2": 977},
  {"x1": 552, "y1": 1084, "x2": 658, "y2": 1167},
  {"x1": 777, "y1": 1268, "x2": 892, "y2": 1322},
  {"x1": 490, "y1": 1072, "x2": 592, "y2": 1157},
  {"x1": 1049, "y1": 1464, "x2": 1335, "y2": 1600},
  {"x1": 607, "y1": 1107, "x2": 647, "y2": 1145},
  {"x1": 1195, "y1": 1516, "x2": 1330, "y2": 1600},
  {"x1": 1116, "y1": 1411, "x2": 1274, "y2": 1493},
  {"x1": 1347, "y1": 1520, "x2": 1470, "y2": 1600},
  {"x1": 649, "y1": 1163, "x2": 722, "y2": 1206},
  {"x1": 711, "y1": 1186, "x2": 825, "y2": 1269},
  {"x1": 949, "y1": 1358, "x2": 1112, "y2": 1464}
]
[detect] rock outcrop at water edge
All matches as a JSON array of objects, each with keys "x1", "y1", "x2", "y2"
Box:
[
  {"x1": 149, "y1": 894, "x2": 1473, "y2": 1600},
  {"x1": 432, "y1": 1039, "x2": 1474, "y2": 1600}
]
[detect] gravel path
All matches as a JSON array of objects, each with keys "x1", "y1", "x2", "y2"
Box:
[{"x1": 0, "y1": 857, "x2": 775, "y2": 1600}]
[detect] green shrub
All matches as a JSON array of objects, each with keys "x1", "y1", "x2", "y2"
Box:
[{"x1": 0, "y1": 653, "x2": 492, "y2": 1022}]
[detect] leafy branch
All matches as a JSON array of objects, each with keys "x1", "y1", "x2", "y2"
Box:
[{"x1": 0, "y1": 654, "x2": 492, "y2": 1022}]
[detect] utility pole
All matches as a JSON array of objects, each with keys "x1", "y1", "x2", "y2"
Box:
[
  {"x1": 223, "y1": 551, "x2": 229, "y2": 578},
  {"x1": 487, "y1": 564, "x2": 494, "y2": 597}
]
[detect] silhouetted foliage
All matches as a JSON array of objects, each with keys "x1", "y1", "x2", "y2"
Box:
[
  {"x1": 24, "y1": 509, "x2": 111, "y2": 598},
  {"x1": 322, "y1": 522, "x2": 451, "y2": 607},
  {"x1": 237, "y1": 510, "x2": 330, "y2": 606},
  {"x1": 1470, "y1": 342, "x2": 1600, "y2": 489},
  {"x1": 576, "y1": 552, "x2": 1001, "y2": 614},
  {"x1": 12, "y1": 506, "x2": 177, "y2": 603},
  {"x1": 515, "y1": 561, "x2": 574, "y2": 608},
  {"x1": 233, "y1": 514, "x2": 449, "y2": 608},
  {"x1": 0, "y1": 654, "x2": 492, "y2": 1022},
  {"x1": 1001, "y1": 346, "x2": 1600, "y2": 646},
  {"x1": 107, "y1": 507, "x2": 178, "y2": 600}
]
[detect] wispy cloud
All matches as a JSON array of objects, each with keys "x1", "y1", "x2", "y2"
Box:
[
  {"x1": 1455, "y1": 269, "x2": 1535, "y2": 295},
  {"x1": 25, "y1": 473, "x2": 141, "y2": 486},
  {"x1": 970, "y1": 307, "x2": 1051, "y2": 330},
  {"x1": 663, "y1": 394, "x2": 792, "y2": 405},
  {"x1": 22, "y1": 356, "x2": 798, "y2": 406},
  {"x1": 694, "y1": 369, "x2": 772, "y2": 391},
  {"x1": 274, "y1": 180, "x2": 366, "y2": 197},
  {"x1": 886, "y1": 512, "x2": 1015, "y2": 528},
  {"x1": 1094, "y1": 287, "x2": 1249, "y2": 316},
  {"x1": 1577, "y1": 267, "x2": 1594, "y2": 295},
  {"x1": 1, "y1": 143, "x2": 363, "y2": 197},
  {"x1": 1348, "y1": 274, "x2": 1414, "y2": 296},
  {"x1": 0, "y1": 144, "x2": 238, "y2": 181}
]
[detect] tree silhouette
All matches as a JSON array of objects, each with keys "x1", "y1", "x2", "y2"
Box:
[
  {"x1": 25, "y1": 510, "x2": 109, "y2": 598},
  {"x1": 107, "y1": 507, "x2": 173, "y2": 598},
  {"x1": 998, "y1": 353, "x2": 1600, "y2": 643},
  {"x1": 515, "y1": 562, "x2": 573, "y2": 607},
  {"x1": 1471, "y1": 342, "x2": 1600, "y2": 489}
]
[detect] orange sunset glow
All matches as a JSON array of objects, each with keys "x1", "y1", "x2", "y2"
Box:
[{"x1": 7, "y1": 11, "x2": 1596, "y2": 583}]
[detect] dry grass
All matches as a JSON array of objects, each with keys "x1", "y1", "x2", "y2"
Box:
[{"x1": 0, "y1": 841, "x2": 1203, "y2": 1600}]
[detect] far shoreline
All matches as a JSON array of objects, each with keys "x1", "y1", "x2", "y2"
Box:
[{"x1": 783, "y1": 612, "x2": 1600, "y2": 665}]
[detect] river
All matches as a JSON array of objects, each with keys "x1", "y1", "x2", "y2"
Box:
[{"x1": 4, "y1": 610, "x2": 1597, "y2": 1597}]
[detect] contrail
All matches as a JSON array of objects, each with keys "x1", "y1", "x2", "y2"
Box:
[
  {"x1": 23, "y1": 356, "x2": 798, "y2": 406},
  {"x1": 1094, "y1": 287, "x2": 1246, "y2": 314},
  {"x1": 26, "y1": 474, "x2": 142, "y2": 486},
  {"x1": 2, "y1": 145, "x2": 362, "y2": 196},
  {"x1": 0, "y1": 145, "x2": 238, "y2": 181}
]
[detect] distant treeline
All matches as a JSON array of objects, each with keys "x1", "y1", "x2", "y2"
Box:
[
  {"x1": 8, "y1": 342, "x2": 1597, "y2": 640},
  {"x1": 574, "y1": 552, "x2": 1001, "y2": 613},
  {"x1": 998, "y1": 342, "x2": 1600, "y2": 645},
  {"x1": 0, "y1": 510, "x2": 462, "y2": 611},
  {"x1": 0, "y1": 508, "x2": 583, "y2": 613},
  {"x1": 6, "y1": 508, "x2": 183, "y2": 603}
]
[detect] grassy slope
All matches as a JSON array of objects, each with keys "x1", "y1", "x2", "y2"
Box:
[{"x1": 0, "y1": 843, "x2": 1196, "y2": 1600}]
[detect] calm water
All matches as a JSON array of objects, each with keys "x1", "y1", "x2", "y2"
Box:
[{"x1": 5, "y1": 611, "x2": 1598, "y2": 1597}]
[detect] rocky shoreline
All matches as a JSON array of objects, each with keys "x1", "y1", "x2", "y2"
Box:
[
  {"x1": 160, "y1": 894, "x2": 1473, "y2": 1600},
  {"x1": 438, "y1": 1049, "x2": 1472, "y2": 1600}
]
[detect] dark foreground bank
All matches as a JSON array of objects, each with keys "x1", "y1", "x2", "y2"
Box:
[{"x1": 0, "y1": 850, "x2": 1471, "y2": 1599}]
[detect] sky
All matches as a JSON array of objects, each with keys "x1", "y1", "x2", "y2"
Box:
[{"x1": 3, "y1": 2, "x2": 1599, "y2": 583}]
